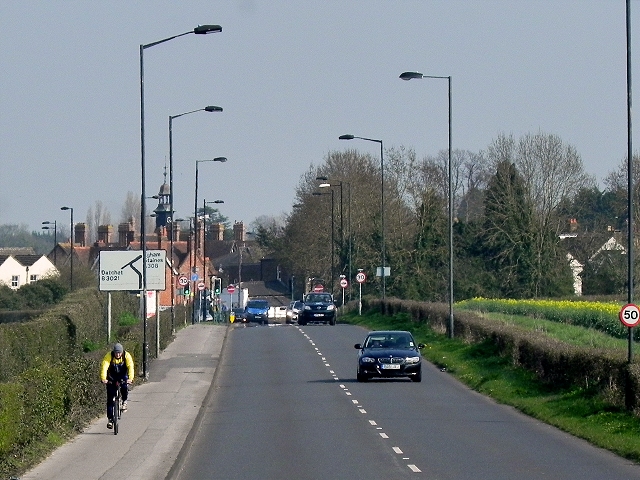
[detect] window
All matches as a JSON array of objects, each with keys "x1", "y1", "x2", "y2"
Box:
[
  {"x1": 11, "y1": 276, "x2": 19, "y2": 288},
  {"x1": 30, "y1": 274, "x2": 38, "y2": 282}
]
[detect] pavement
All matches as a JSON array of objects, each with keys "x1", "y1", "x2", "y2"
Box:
[{"x1": 20, "y1": 323, "x2": 228, "y2": 480}]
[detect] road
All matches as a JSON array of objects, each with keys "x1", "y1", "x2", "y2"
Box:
[{"x1": 170, "y1": 323, "x2": 640, "y2": 480}]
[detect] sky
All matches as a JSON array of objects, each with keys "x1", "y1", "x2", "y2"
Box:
[{"x1": 0, "y1": 1, "x2": 637, "y2": 236}]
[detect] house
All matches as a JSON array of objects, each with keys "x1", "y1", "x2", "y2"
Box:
[
  {"x1": 0, "y1": 250, "x2": 58, "y2": 289},
  {"x1": 560, "y1": 218, "x2": 627, "y2": 296}
]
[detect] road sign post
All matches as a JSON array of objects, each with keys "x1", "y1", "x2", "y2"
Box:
[
  {"x1": 356, "y1": 270, "x2": 366, "y2": 316},
  {"x1": 339, "y1": 276, "x2": 348, "y2": 307}
]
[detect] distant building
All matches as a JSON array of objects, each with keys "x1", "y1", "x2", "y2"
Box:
[{"x1": 0, "y1": 252, "x2": 58, "y2": 289}]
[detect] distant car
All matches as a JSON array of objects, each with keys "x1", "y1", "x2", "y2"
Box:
[
  {"x1": 298, "y1": 292, "x2": 336, "y2": 326},
  {"x1": 244, "y1": 299, "x2": 270, "y2": 325},
  {"x1": 354, "y1": 330, "x2": 424, "y2": 382},
  {"x1": 231, "y1": 307, "x2": 246, "y2": 323},
  {"x1": 286, "y1": 301, "x2": 304, "y2": 324}
]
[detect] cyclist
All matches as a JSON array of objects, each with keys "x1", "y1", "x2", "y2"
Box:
[{"x1": 100, "y1": 342, "x2": 134, "y2": 429}]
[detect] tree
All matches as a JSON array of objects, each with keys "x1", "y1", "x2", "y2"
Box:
[{"x1": 482, "y1": 160, "x2": 538, "y2": 298}]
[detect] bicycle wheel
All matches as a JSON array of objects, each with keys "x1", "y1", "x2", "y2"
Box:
[{"x1": 113, "y1": 388, "x2": 120, "y2": 435}]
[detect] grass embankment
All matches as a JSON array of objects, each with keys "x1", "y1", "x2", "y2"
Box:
[{"x1": 342, "y1": 310, "x2": 640, "y2": 463}]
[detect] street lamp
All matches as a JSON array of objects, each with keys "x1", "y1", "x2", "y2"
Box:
[
  {"x1": 193, "y1": 157, "x2": 227, "y2": 323},
  {"x1": 60, "y1": 207, "x2": 73, "y2": 291},
  {"x1": 42, "y1": 221, "x2": 57, "y2": 265},
  {"x1": 339, "y1": 134, "x2": 386, "y2": 300},
  {"x1": 313, "y1": 190, "x2": 335, "y2": 295},
  {"x1": 317, "y1": 177, "x2": 352, "y2": 300},
  {"x1": 140, "y1": 24, "x2": 222, "y2": 380},
  {"x1": 400, "y1": 70, "x2": 454, "y2": 338},
  {"x1": 169, "y1": 105, "x2": 223, "y2": 333}
]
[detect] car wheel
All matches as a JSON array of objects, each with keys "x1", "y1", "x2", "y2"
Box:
[
  {"x1": 329, "y1": 316, "x2": 336, "y2": 326},
  {"x1": 357, "y1": 371, "x2": 369, "y2": 382},
  {"x1": 298, "y1": 319, "x2": 306, "y2": 326},
  {"x1": 411, "y1": 370, "x2": 422, "y2": 383}
]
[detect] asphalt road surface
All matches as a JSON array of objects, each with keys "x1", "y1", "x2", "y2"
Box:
[{"x1": 170, "y1": 323, "x2": 640, "y2": 480}]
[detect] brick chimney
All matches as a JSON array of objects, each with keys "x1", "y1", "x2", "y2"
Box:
[
  {"x1": 118, "y1": 221, "x2": 135, "y2": 247},
  {"x1": 170, "y1": 221, "x2": 181, "y2": 241},
  {"x1": 211, "y1": 223, "x2": 224, "y2": 241},
  {"x1": 97, "y1": 225, "x2": 113, "y2": 244},
  {"x1": 75, "y1": 223, "x2": 87, "y2": 247},
  {"x1": 233, "y1": 221, "x2": 245, "y2": 242}
]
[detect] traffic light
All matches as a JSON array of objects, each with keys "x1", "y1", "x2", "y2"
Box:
[
  {"x1": 214, "y1": 277, "x2": 221, "y2": 295},
  {"x1": 183, "y1": 284, "x2": 190, "y2": 296}
]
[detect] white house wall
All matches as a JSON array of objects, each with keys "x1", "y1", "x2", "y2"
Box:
[
  {"x1": 28, "y1": 257, "x2": 58, "y2": 282},
  {"x1": 0, "y1": 256, "x2": 59, "y2": 289}
]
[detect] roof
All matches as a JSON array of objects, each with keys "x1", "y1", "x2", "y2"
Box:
[
  {"x1": 0, "y1": 254, "x2": 45, "y2": 267},
  {"x1": 0, "y1": 247, "x2": 36, "y2": 255}
]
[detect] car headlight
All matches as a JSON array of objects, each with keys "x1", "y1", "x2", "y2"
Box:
[
  {"x1": 327, "y1": 304, "x2": 335, "y2": 311},
  {"x1": 405, "y1": 356, "x2": 421, "y2": 364},
  {"x1": 304, "y1": 305, "x2": 311, "y2": 310},
  {"x1": 361, "y1": 357, "x2": 376, "y2": 363}
]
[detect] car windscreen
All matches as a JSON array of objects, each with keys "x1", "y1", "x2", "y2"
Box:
[
  {"x1": 247, "y1": 300, "x2": 269, "y2": 309},
  {"x1": 305, "y1": 294, "x2": 332, "y2": 303},
  {"x1": 364, "y1": 333, "x2": 414, "y2": 349}
]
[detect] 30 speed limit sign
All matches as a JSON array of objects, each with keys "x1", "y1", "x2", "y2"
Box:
[
  {"x1": 356, "y1": 272, "x2": 366, "y2": 283},
  {"x1": 619, "y1": 303, "x2": 640, "y2": 328}
]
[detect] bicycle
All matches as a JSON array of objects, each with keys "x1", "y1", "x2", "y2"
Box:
[{"x1": 109, "y1": 379, "x2": 125, "y2": 435}]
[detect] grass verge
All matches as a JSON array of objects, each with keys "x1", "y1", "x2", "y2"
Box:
[{"x1": 343, "y1": 310, "x2": 640, "y2": 463}]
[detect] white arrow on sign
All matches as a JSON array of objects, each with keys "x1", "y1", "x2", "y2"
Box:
[{"x1": 620, "y1": 303, "x2": 640, "y2": 328}]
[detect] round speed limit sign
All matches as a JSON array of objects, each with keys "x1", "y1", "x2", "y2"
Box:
[
  {"x1": 356, "y1": 272, "x2": 366, "y2": 283},
  {"x1": 620, "y1": 303, "x2": 640, "y2": 328}
]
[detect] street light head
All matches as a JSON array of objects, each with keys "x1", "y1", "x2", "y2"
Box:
[
  {"x1": 339, "y1": 134, "x2": 354, "y2": 140},
  {"x1": 319, "y1": 183, "x2": 331, "y2": 188},
  {"x1": 205, "y1": 105, "x2": 223, "y2": 112},
  {"x1": 61, "y1": 206, "x2": 71, "y2": 211},
  {"x1": 209, "y1": 200, "x2": 224, "y2": 204},
  {"x1": 312, "y1": 192, "x2": 322, "y2": 196},
  {"x1": 399, "y1": 71, "x2": 424, "y2": 81},
  {"x1": 316, "y1": 176, "x2": 328, "y2": 181},
  {"x1": 194, "y1": 25, "x2": 222, "y2": 34},
  {"x1": 214, "y1": 157, "x2": 227, "y2": 163},
  {"x1": 42, "y1": 221, "x2": 52, "y2": 225}
]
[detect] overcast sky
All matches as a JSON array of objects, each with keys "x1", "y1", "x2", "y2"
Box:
[{"x1": 0, "y1": 1, "x2": 637, "y2": 235}]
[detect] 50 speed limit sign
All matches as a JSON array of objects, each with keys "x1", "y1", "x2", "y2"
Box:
[{"x1": 619, "y1": 303, "x2": 640, "y2": 328}]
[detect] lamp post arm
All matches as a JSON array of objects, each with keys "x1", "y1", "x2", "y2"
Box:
[{"x1": 142, "y1": 31, "x2": 192, "y2": 50}]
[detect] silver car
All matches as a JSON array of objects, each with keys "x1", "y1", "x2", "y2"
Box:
[{"x1": 286, "y1": 301, "x2": 303, "y2": 324}]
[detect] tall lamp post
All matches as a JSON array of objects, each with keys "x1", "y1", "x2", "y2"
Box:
[
  {"x1": 400, "y1": 71, "x2": 454, "y2": 338},
  {"x1": 140, "y1": 24, "x2": 222, "y2": 380},
  {"x1": 339, "y1": 134, "x2": 386, "y2": 300},
  {"x1": 169, "y1": 105, "x2": 223, "y2": 333},
  {"x1": 317, "y1": 178, "x2": 352, "y2": 299},
  {"x1": 41, "y1": 221, "x2": 57, "y2": 266},
  {"x1": 60, "y1": 207, "x2": 73, "y2": 291},
  {"x1": 193, "y1": 157, "x2": 227, "y2": 323},
  {"x1": 313, "y1": 190, "x2": 335, "y2": 294}
]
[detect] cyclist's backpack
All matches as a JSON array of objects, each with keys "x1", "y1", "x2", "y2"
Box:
[{"x1": 110, "y1": 350, "x2": 128, "y2": 377}]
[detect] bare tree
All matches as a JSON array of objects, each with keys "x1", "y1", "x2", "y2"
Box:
[
  {"x1": 515, "y1": 131, "x2": 595, "y2": 234},
  {"x1": 85, "y1": 200, "x2": 112, "y2": 243}
]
